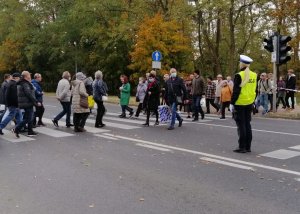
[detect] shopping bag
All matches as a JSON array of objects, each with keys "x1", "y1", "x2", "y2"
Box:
[
  {"x1": 88, "y1": 95, "x2": 95, "y2": 108},
  {"x1": 158, "y1": 105, "x2": 172, "y2": 123},
  {"x1": 200, "y1": 98, "x2": 206, "y2": 107},
  {"x1": 102, "y1": 95, "x2": 108, "y2": 102}
]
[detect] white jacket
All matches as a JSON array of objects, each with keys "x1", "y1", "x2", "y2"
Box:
[{"x1": 56, "y1": 79, "x2": 71, "y2": 102}]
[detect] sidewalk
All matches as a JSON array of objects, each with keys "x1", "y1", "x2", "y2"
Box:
[{"x1": 266, "y1": 106, "x2": 300, "y2": 120}]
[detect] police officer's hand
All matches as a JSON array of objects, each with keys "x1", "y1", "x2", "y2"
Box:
[{"x1": 229, "y1": 104, "x2": 234, "y2": 113}]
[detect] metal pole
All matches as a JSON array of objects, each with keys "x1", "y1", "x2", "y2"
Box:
[{"x1": 272, "y1": 63, "x2": 277, "y2": 113}]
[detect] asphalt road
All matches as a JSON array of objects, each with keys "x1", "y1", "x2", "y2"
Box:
[{"x1": 0, "y1": 96, "x2": 299, "y2": 214}]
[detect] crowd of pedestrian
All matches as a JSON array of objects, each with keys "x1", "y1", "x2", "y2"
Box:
[{"x1": 0, "y1": 65, "x2": 298, "y2": 139}]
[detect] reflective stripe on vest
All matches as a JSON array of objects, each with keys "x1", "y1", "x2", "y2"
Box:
[{"x1": 235, "y1": 70, "x2": 257, "y2": 106}]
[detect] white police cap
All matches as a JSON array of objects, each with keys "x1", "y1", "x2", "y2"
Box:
[{"x1": 240, "y1": 55, "x2": 253, "y2": 64}]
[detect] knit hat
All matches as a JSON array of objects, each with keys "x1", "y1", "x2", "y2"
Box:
[
  {"x1": 76, "y1": 72, "x2": 86, "y2": 81},
  {"x1": 12, "y1": 72, "x2": 21, "y2": 78}
]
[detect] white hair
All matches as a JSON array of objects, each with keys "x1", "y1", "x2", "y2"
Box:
[{"x1": 95, "y1": 70, "x2": 103, "y2": 80}]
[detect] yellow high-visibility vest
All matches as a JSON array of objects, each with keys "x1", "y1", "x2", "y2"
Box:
[{"x1": 235, "y1": 70, "x2": 257, "y2": 105}]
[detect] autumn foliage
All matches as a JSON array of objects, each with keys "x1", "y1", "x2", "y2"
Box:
[{"x1": 129, "y1": 13, "x2": 193, "y2": 75}]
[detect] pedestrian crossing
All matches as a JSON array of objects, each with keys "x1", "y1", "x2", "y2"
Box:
[
  {"x1": 260, "y1": 146, "x2": 300, "y2": 160},
  {"x1": 0, "y1": 112, "x2": 227, "y2": 144}
]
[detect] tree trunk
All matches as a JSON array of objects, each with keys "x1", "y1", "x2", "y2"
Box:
[
  {"x1": 228, "y1": 0, "x2": 236, "y2": 75},
  {"x1": 294, "y1": 0, "x2": 300, "y2": 66}
]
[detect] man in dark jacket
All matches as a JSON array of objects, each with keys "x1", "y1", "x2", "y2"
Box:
[
  {"x1": 0, "y1": 73, "x2": 22, "y2": 135},
  {"x1": 32, "y1": 73, "x2": 45, "y2": 126},
  {"x1": 13, "y1": 71, "x2": 41, "y2": 138},
  {"x1": 0, "y1": 74, "x2": 12, "y2": 122},
  {"x1": 285, "y1": 69, "x2": 297, "y2": 109},
  {"x1": 191, "y1": 69, "x2": 205, "y2": 121},
  {"x1": 164, "y1": 68, "x2": 187, "y2": 130}
]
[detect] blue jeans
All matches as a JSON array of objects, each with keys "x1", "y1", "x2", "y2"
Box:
[
  {"x1": 15, "y1": 107, "x2": 34, "y2": 133},
  {"x1": 54, "y1": 102, "x2": 71, "y2": 125},
  {"x1": 0, "y1": 107, "x2": 23, "y2": 130},
  {"x1": 259, "y1": 93, "x2": 268, "y2": 114},
  {"x1": 170, "y1": 102, "x2": 182, "y2": 128}
]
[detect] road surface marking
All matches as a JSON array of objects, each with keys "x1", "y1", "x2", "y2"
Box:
[
  {"x1": 260, "y1": 149, "x2": 300, "y2": 160},
  {"x1": 200, "y1": 157, "x2": 254, "y2": 171},
  {"x1": 42, "y1": 118, "x2": 110, "y2": 134},
  {"x1": 85, "y1": 118, "x2": 141, "y2": 130},
  {"x1": 105, "y1": 134, "x2": 300, "y2": 176},
  {"x1": 289, "y1": 145, "x2": 300, "y2": 150},
  {"x1": 104, "y1": 116, "x2": 148, "y2": 124},
  {"x1": 44, "y1": 104, "x2": 57, "y2": 108},
  {"x1": 1, "y1": 130, "x2": 35, "y2": 143},
  {"x1": 35, "y1": 127, "x2": 74, "y2": 137},
  {"x1": 94, "y1": 134, "x2": 119, "y2": 140},
  {"x1": 197, "y1": 123, "x2": 300, "y2": 137},
  {"x1": 83, "y1": 126, "x2": 110, "y2": 134},
  {"x1": 136, "y1": 143, "x2": 173, "y2": 152},
  {"x1": 43, "y1": 117, "x2": 140, "y2": 130}
]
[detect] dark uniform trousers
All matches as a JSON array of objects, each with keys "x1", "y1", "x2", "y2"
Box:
[{"x1": 234, "y1": 104, "x2": 253, "y2": 150}]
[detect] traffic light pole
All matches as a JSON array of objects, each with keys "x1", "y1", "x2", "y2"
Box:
[
  {"x1": 272, "y1": 62, "x2": 278, "y2": 113},
  {"x1": 272, "y1": 34, "x2": 278, "y2": 113}
]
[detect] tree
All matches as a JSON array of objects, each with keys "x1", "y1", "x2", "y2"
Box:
[{"x1": 129, "y1": 13, "x2": 194, "y2": 76}]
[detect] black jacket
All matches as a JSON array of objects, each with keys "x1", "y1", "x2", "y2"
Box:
[
  {"x1": 17, "y1": 79, "x2": 37, "y2": 109},
  {"x1": 286, "y1": 75, "x2": 296, "y2": 90},
  {"x1": 164, "y1": 77, "x2": 187, "y2": 104},
  {"x1": 5, "y1": 80, "x2": 19, "y2": 107},
  {"x1": 143, "y1": 81, "x2": 160, "y2": 110},
  {"x1": 0, "y1": 80, "x2": 9, "y2": 105}
]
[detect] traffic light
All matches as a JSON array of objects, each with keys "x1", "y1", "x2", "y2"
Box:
[
  {"x1": 264, "y1": 36, "x2": 274, "y2": 52},
  {"x1": 277, "y1": 35, "x2": 292, "y2": 65}
]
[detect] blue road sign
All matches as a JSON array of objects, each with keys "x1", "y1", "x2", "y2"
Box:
[{"x1": 152, "y1": 51, "x2": 162, "y2": 61}]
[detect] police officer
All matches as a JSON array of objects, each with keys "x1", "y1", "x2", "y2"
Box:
[{"x1": 230, "y1": 55, "x2": 257, "y2": 153}]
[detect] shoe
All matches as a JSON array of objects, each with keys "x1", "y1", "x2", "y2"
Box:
[
  {"x1": 52, "y1": 119, "x2": 59, "y2": 127},
  {"x1": 167, "y1": 126, "x2": 174, "y2": 130},
  {"x1": 246, "y1": 149, "x2": 251, "y2": 153},
  {"x1": 37, "y1": 121, "x2": 46, "y2": 126},
  {"x1": 32, "y1": 124, "x2": 37, "y2": 128},
  {"x1": 20, "y1": 128, "x2": 27, "y2": 133},
  {"x1": 78, "y1": 127, "x2": 86, "y2": 132},
  {"x1": 187, "y1": 116, "x2": 191, "y2": 118},
  {"x1": 129, "y1": 111, "x2": 134, "y2": 118},
  {"x1": 192, "y1": 118, "x2": 199, "y2": 122},
  {"x1": 27, "y1": 131, "x2": 38, "y2": 137},
  {"x1": 119, "y1": 114, "x2": 126, "y2": 118},
  {"x1": 142, "y1": 123, "x2": 149, "y2": 127},
  {"x1": 201, "y1": 114, "x2": 204, "y2": 120},
  {"x1": 74, "y1": 127, "x2": 82, "y2": 132},
  {"x1": 98, "y1": 124, "x2": 106, "y2": 128},
  {"x1": 12, "y1": 129, "x2": 20, "y2": 138},
  {"x1": 154, "y1": 121, "x2": 159, "y2": 126},
  {"x1": 178, "y1": 119, "x2": 183, "y2": 127},
  {"x1": 0, "y1": 129, "x2": 3, "y2": 135},
  {"x1": 66, "y1": 124, "x2": 74, "y2": 128},
  {"x1": 220, "y1": 117, "x2": 225, "y2": 119},
  {"x1": 233, "y1": 148, "x2": 247, "y2": 153}
]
